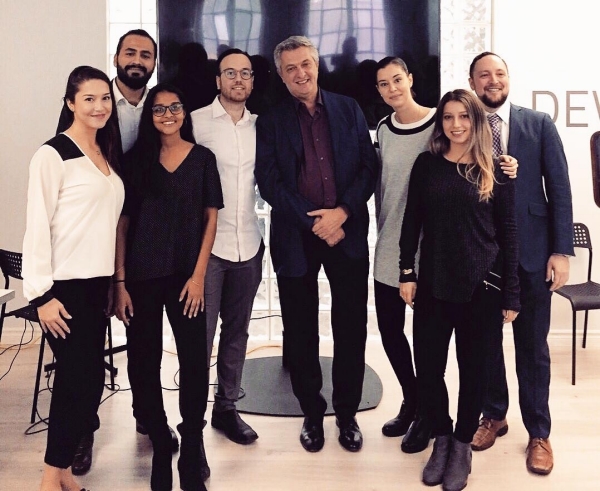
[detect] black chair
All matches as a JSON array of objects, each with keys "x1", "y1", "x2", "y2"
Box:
[
  {"x1": 0, "y1": 249, "x2": 118, "y2": 423},
  {"x1": 590, "y1": 131, "x2": 600, "y2": 208},
  {"x1": 555, "y1": 223, "x2": 600, "y2": 385}
]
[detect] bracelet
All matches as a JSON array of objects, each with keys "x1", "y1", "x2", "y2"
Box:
[
  {"x1": 191, "y1": 278, "x2": 201, "y2": 286},
  {"x1": 113, "y1": 279, "x2": 125, "y2": 283}
]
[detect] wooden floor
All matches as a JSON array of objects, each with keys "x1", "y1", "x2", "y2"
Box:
[{"x1": 1, "y1": 329, "x2": 599, "y2": 491}]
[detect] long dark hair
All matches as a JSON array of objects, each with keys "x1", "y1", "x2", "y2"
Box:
[
  {"x1": 56, "y1": 65, "x2": 122, "y2": 175},
  {"x1": 125, "y1": 83, "x2": 194, "y2": 196}
]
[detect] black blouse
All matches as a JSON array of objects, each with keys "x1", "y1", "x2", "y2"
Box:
[
  {"x1": 123, "y1": 144, "x2": 224, "y2": 282},
  {"x1": 399, "y1": 151, "x2": 520, "y2": 311}
]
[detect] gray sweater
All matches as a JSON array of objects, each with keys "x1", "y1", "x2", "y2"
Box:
[{"x1": 373, "y1": 109, "x2": 436, "y2": 287}]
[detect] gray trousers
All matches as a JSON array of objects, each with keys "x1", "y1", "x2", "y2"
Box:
[{"x1": 204, "y1": 242, "x2": 264, "y2": 412}]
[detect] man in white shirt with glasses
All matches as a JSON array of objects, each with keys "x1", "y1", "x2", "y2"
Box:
[{"x1": 191, "y1": 48, "x2": 263, "y2": 445}]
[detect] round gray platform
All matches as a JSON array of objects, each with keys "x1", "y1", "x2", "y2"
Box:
[{"x1": 222, "y1": 355, "x2": 383, "y2": 417}]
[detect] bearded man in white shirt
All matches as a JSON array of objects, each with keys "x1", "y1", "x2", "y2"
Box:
[
  {"x1": 191, "y1": 48, "x2": 263, "y2": 445},
  {"x1": 112, "y1": 29, "x2": 157, "y2": 153}
]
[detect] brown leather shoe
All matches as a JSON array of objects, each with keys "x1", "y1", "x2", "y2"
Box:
[
  {"x1": 526, "y1": 437, "x2": 553, "y2": 475},
  {"x1": 470, "y1": 417, "x2": 508, "y2": 451}
]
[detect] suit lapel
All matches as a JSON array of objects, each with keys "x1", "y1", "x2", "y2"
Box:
[
  {"x1": 280, "y1": 96, "x2": 304, "y2": 162},
  {"x1": 507, "y1": 103, "x2": 523, "y2": 155},
  {"x1": 321, "y1": 90, "x2": 351, "y2": 174}
]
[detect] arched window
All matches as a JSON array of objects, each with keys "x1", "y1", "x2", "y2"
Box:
[
  {"x1": 201, "y1": 0, "x2": 262, "y2": 58},
  {"x1": 307, "y1": 0, "x2": 386, "y2": 71}
]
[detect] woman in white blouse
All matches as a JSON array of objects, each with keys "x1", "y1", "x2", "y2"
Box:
[{"x1": 22, "y1": 66, "x2": 124, "y2": 491}]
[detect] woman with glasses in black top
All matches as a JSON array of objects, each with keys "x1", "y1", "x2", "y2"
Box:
[{"x1": 114, "y1": 83, "x2": 223, "y2": 491}]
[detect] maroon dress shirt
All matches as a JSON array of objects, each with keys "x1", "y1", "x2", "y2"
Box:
[{"x1": 295, "y1": 92, "x2": 337, "y2": 208}]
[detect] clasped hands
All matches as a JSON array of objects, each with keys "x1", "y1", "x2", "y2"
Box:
[{"x1": 307, "y1": 206, "x2": 348, "y2": 247}]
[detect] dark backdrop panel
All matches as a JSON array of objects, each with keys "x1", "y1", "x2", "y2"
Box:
[{"x1": 158, "y1": 0, "x2": 440, "y2": 127}]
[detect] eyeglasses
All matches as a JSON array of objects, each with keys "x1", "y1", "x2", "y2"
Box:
[
  {"x1": 151, "y1": 102, "x2": 184, "y2": 117},
  {"x1": 220, "y1": 68, "x2": 253, "y2": 80}
]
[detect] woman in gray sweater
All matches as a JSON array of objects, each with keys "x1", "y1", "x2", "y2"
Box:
[{"x1": 373, "y1": 56, "x2": 436, "y2": 453}]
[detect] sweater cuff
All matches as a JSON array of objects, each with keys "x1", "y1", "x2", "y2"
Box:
[
  {"x1": 399, "y1": 271, "x2": 417, "y2": 283},
  {"x1": 30, "y1": 291, "x2": 55, "y2": 308}
]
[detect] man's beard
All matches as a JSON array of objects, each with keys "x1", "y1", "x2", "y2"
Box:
[
  {"x1": 117, "y1": 64, "x2": 153, "y2": 90},
  {"x1": 480, "y1": 90, "x2": 508, "y2": 109}
]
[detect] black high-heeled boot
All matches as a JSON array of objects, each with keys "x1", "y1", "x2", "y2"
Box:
[{"x1": 177, "y1": 421, "x2": 209, "y2": 491}]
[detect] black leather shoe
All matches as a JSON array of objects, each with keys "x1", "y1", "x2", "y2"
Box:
[
  {"x1": 211, "y1": 408, "x2": 258, "y2": 444},
  {"x1": 336, "y1": 417, "x2": 363, "y2": 452},
  {"x1": 382, "y1": 401, "x2": 416, "y2": 437},
  {"x1": 137, "y1": 421, "x2": 179, "y2": 452},
  {"x1": 72, "y1": 433, "x2": 93, "y2": 476},
  {"x1": 401, "y1": 416, "x2": 432, "y2": 454},
  {"x1": 300, "y1": 417, "x2": 325, "y2": 452}
]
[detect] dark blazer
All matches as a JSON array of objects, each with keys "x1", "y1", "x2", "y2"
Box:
[
  {"x1": 507, "y1": 104, "x2": 574, "y2": 272},
  {"x1": 255, "y1": 89, "x2": 377, "y2": 277}
]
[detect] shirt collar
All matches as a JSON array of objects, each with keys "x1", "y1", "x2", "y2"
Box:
[
  {"x1": 292, "y1": 88, "x2": 324, "y2": 112},
  {"x1": 211, "y1": 95, "x2": 250, "y2": 123},
  {"x1": 486, "y1": 99, "x2": 511, "y2": 124},
  {"x1": 112, "y1": 78, "x2": 149, "y2": 108}
]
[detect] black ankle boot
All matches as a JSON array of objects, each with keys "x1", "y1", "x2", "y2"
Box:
[
  {"x1": 422, "y1": 435, "x2": 451, "y2": 486},
  {"x1": 382, "y1": 401, "x2": 416, "y2": 437},
  {"x1": 442, "y1": 437, "x2": 472, "y2": 491},
  {"x1": 150, "y1": 437, "x2": 173, "y2": 491},
  {"x1": 401, "y1": 416, "x2": 432, "y2": 453},
  {"x1": 177, "y1": 422, "x2": 209, "y2": 491}
]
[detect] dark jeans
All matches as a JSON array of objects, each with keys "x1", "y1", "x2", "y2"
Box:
[
  {"x1": 126, "y1": 275, "x2": 208, "y2": 443},
  {"x1": 374, "y1": 280, "x2": 417, "y2": 408},
  {"x1": 413, "y1": 282, "x2": 502, "y2": 443},
  {"x1": 44, "y1": 277, "x2": 109, "y2": 468},
  {"x1": 276, "y1": 234, "x2": 368, "y2": 421},
  {"x1": 482, "y1": 267, "x2": 552, "y2": 438}
]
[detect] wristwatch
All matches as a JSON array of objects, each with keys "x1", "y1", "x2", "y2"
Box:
[{"x1": 401, "y1": 269, "x2": 413, "y2": 275}]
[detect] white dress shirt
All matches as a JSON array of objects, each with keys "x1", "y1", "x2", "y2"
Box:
[
  {"x1": 112, "y1": 79, "x2": 148, "y2": 153},
  {"x1": 191, "y1": 96, "x2": 262, "y2": 262}
]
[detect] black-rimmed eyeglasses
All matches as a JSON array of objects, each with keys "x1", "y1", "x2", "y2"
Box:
[
  {"x1": 151, "y1": 103, "x2": 184, "y2": 117},
  {"x1": 220, "y1": 68, "x2": 253, "y2": 80}
]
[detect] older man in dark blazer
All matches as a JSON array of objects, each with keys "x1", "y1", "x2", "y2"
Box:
[
  {"x1": 255, "y1": 36, "x2": 376, "y2": 453},
  {"x1": 468, "y1": 52, "x2": 574, "y2": 476}
]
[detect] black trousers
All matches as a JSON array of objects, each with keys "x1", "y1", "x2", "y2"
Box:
[
  {"x1": 276, "y1": 234, "x2": 369, "y2": 421},
  {"x1": 374, "y1": 280, "x2": 417, "y2": 408},
  {"x1": 44, "y1": 277, "x2": 109, "y2": 468},
  {"x1": 126, "y1": 275, "x2": 208, "y2": 444},
  {"x1": 413, "y1": 282, "x2": 502, "y2": 443}
]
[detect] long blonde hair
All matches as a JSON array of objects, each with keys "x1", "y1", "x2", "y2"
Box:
[{"x1": 429, "y1": 89, "x2": 495, "y2": 201}]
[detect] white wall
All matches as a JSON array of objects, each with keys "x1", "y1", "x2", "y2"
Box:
[{"x1": 0, "y1": 0, "x2": 107, "y2": 314}]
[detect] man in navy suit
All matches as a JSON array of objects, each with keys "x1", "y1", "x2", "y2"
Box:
[
  {"x1": 255, "y1": 36, "x2": 376, "y2": 453},
  {"x1": 468, "y1": 52, "x2": 574, "y2": 475}
]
